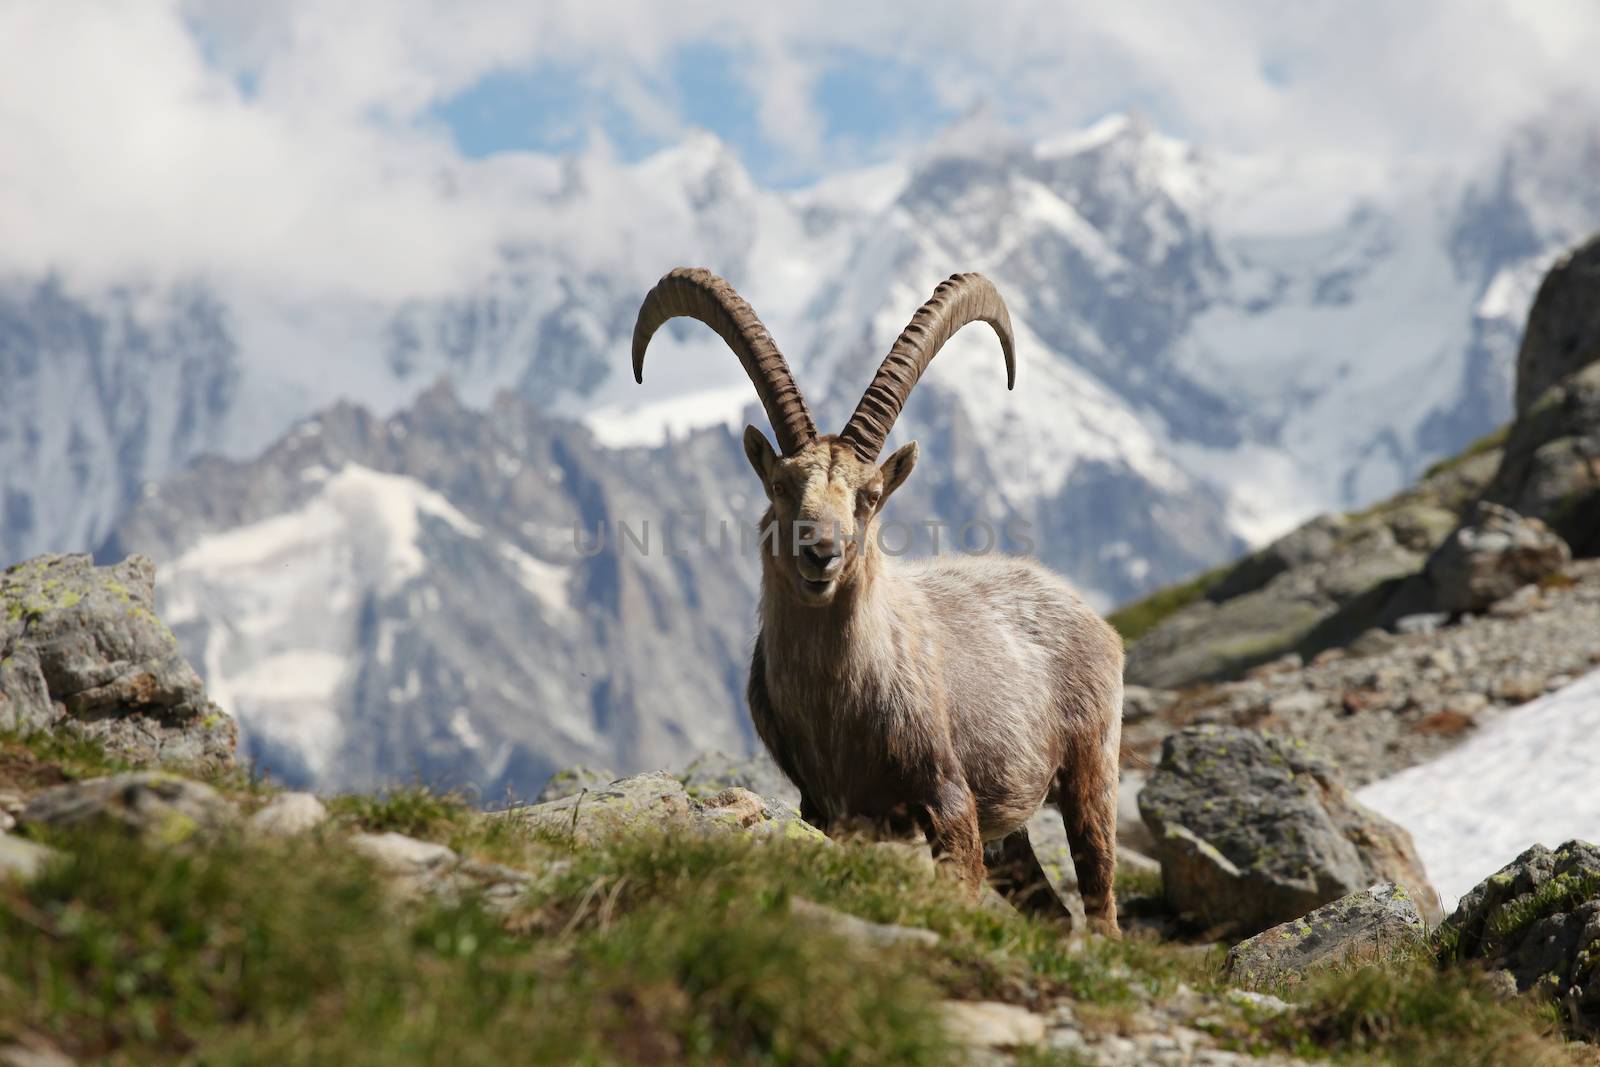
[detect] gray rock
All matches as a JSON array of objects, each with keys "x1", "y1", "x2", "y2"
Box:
[
  {"x1": 498, "y1": 771, "x2": 694, "y2": 844},
  {"x1": 1139, "y1": 726, "x2": 1441, "y2": 936},
  {"x1": 349, "y1": 830, "x2": 536, "y2": 910},
  {"x1": 534, "y1": 765, "x2": 616, "y2": 803},
  {"x1": 1208, "y1": 514, "x2": 1349, "y2": 602},
  {"x1": 1117, "y1": 768, "x2": 1155, "y2": 853},
  {"x1": 348, "y1": 831, "x2": 458, "y2": 876},
  {"x1": 1487, "y1": 234, "x2": 1600, "y2": 557},
  {"x1": 789, "y1": 896, "x2": 940, "y2": 948},
  {"x1": 1225, "y1": 883, "x2": 1426, "y2": 990},
  {"x1": 1440, "y1": 839, "x2": 1600, "y2": 1030},
  {"x1": 247, "y1": 792, "x2": 329, "y2": 837},
  {"x1": 940, "y1": 1000, "x2": 1046, "y2": 1050},
  {"x1": 1425, "y1": 502, "x2": 1570, "y2": 613},
  {"x1": 504, "y1": 770, "x2": 824, "y2": 846},
  {"x1": 0, "y1": 833, "x2": 60, "y2": 882},
  {"x1": 1514, "y1": 234, "x2": 1600, "y2": 416},
  {"x1": 0, "y1": 554, "x2": 236, "y2": 769},
  {"x1": 679, "y1": 750, "x2": 800, "y2": 806},
  {"x1": 697, "y1": 786, "x2": 822, "y2": 842},
  {"x1": 1121, "y1": 685, "x2": 1177, "y2": 724},
  {"x1": 19, "y1": 772, "x2": 235, "y2": 843}
]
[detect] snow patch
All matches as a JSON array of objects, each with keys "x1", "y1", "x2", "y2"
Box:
[
  {"x1": 1357, "y1": 670, "x2": 1600, "y2": 911},
  {"x1": 499, "y1": 543, "x2": 571, "y2": 617}
]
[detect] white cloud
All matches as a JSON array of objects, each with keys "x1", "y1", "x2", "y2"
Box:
[{"x1": 0, "y1": 0, "x2": 1596, "y2": 299}]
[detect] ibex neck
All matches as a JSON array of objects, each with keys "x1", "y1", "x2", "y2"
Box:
[{"x1": 759, "y1": 544, "x2": 894, "y2": 652}]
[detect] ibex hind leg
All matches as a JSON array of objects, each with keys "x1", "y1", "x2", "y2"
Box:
[
  {"x1": 1056, "y1": 746, "x2": 1121, "y2": 939},
  {"x1": 984, "y1": 827, "x2": 1075, "y2": 929}
]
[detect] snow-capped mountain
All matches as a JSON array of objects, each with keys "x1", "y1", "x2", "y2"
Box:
[
  {"x1": 105, "y1": 384, "x2": 763, "y2": 796},
  {"x1": 10, "y1": 110, "x2": 1599, "y2": 602},
  {"x1": 5, "y1": 106, "x2": 1600, "y2": 791}
]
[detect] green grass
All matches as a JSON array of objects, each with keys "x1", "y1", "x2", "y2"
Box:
[
  {"x1": 1106, "y1": 564, "x2": 1229, "y2": 643},
  {"x1": 1421, "y1": 423, "x2": 1511, "y2": 480},
  {"x1": 325, "y1": 784, "x2": 476, "y2": 839},
  {"x1": 1, "y1": 823, "x2": 958, "y2": 1066},
  {"x1": 1274, "y1": 948, "x2": 1581, "y2": 1067},
  {"x1": 2, "y1": 728, "x2": 1594, "y2": 1066},
  {"x1": 1, "y1": 728, "x2": 133, "y2": 783}
]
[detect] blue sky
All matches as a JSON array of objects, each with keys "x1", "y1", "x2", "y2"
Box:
[{"x1": 432, "y1": 44, "x2": 959, "y2": 186}]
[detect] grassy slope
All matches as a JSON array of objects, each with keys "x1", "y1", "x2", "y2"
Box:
[{"x1": 0, "y1": 732, "x2": 1588, "y2": 1066}]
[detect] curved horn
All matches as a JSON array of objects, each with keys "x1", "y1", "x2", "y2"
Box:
[
  {"x1": 632, "y1": 267, "x2": 817, "y2": 455},
  {"x1": 840, "y1": 272, "x2": 1015, "y2": 462}
]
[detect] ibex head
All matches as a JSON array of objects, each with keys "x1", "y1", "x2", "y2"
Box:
[{"x1": 631, "y1": 268, "x2": 1015, "y2": 606}]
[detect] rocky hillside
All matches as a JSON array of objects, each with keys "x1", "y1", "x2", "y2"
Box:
[
  {"x1": 1120, "y1": 233, "x2": 1600, "y2": 695},
  {"x1": 1110, "y1": 231, "x2": 1600, "y2": 908},
  {"x1": 4, "y1": 558, "x2": 1600, "y2": 1065}
]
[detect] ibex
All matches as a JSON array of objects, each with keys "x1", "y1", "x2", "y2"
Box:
[{"x1": 632, "y1": 268, "x2": 1124, "y2": 936}]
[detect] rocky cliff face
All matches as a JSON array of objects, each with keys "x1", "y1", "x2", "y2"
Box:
[
  {"x1": 1125, "y1": 228, "x2": 1600, "y2": 691},
  {"x1": 104, "y1": 384, "x2": 768, "y2": 798}
]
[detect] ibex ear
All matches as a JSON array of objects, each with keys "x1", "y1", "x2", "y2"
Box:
[
  {"x1": 878, "y1": 441, "x2": 918, "y2": 505},
  {"x1": 743, "y1": 425, "x2": 778, "y2": 485}
]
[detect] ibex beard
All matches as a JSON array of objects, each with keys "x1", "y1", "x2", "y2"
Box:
[{"x1": 633, "y1": 268, "x2": 1124, "y2": 937}]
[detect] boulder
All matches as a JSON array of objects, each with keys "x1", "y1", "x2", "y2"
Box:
[
  {"x1": 19, "y1": 772, "x2": 236, "y2": 844},
  {"x1": 348, "y1": 830, "x2": 535, "y2": 911},
  {"x1": 1424, "y1": 502, "x2": 1570, "y2": 613},
  {"x1": 0, "y1": 554, "x2": 236, "y2": 769},
  {"x1": 0, "y1": 833, "x2": 60, "y2": 883},
  {"x1": 1126, "y1": 518, "x2": 1427, "y2": 688},
  {"x1": 679, "y1": 750, "x2": 800, "y2": 805},
  {"x1": 1225, "y1": 882, "x2": 1426, "y2": 990},
  {"x1": 247, "y1": 792, "x2": 329, "y2": 837},
  {"x1": 1139, "y1": 726, "x2": 1441, "y2": 936},
  {"x1": 534, "y1": 765, "x2": 616, "y2": 803},
  {"x1": 789, "y1": 897, "x2": 940, "y2": 948},
  {"x1": 1440, "y1": 840, "x2": 1600, "y2": 1029},
  {"x1": 1514, "y1": 234, "x2": 1600, "y2": 417},
  {"x1": 940, "y1": 1000, "x2": 1046, "y2": 1050},
  {"x1": 1485, "y1": 234, "x2": 1600, "y2": 557},
  {"x1": 499, "y1": 771, "x2": 823, "y2": 845}
]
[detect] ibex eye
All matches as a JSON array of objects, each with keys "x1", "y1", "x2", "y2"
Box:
[{"x1": 772, "y1": 482, "x2": 786, "y2": 498}]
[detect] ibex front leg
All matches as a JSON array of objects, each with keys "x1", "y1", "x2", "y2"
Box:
[{"x1": 917, "y1": 779, "x2": 986, "y2": 896}]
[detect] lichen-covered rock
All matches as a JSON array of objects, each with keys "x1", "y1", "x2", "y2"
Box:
[
  {"x1": 1424, "y1": 502, "x2": 1571, "y2": 613},
  {"x1": 1439, "y1": 839, "x2": 1600, "y2": 1028},
  {"x1": 0, "y1": 554, "x2": 236, "y2": 769},
  {"x1": 1139, "y1": 726, "x2": 1441, "y2": 936},
  {"x1": 1226, "y1": 882, "x2": 1425, "y2": 990},
  {"x1": 534, "y1": 765, "x2": 616, "y2": 803},
  {"x1": 499, "y1": 771, "x2": 692, "y2": 844},
  {"x1": 501, "y1": 771, "x2": 826, "y2": 846},
  {"x1": 679, "y1": 750, "x2": 800, "y2": 806},
  {"x1": 18, "y1": 772, "x2": 236, "y2": 844}
]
